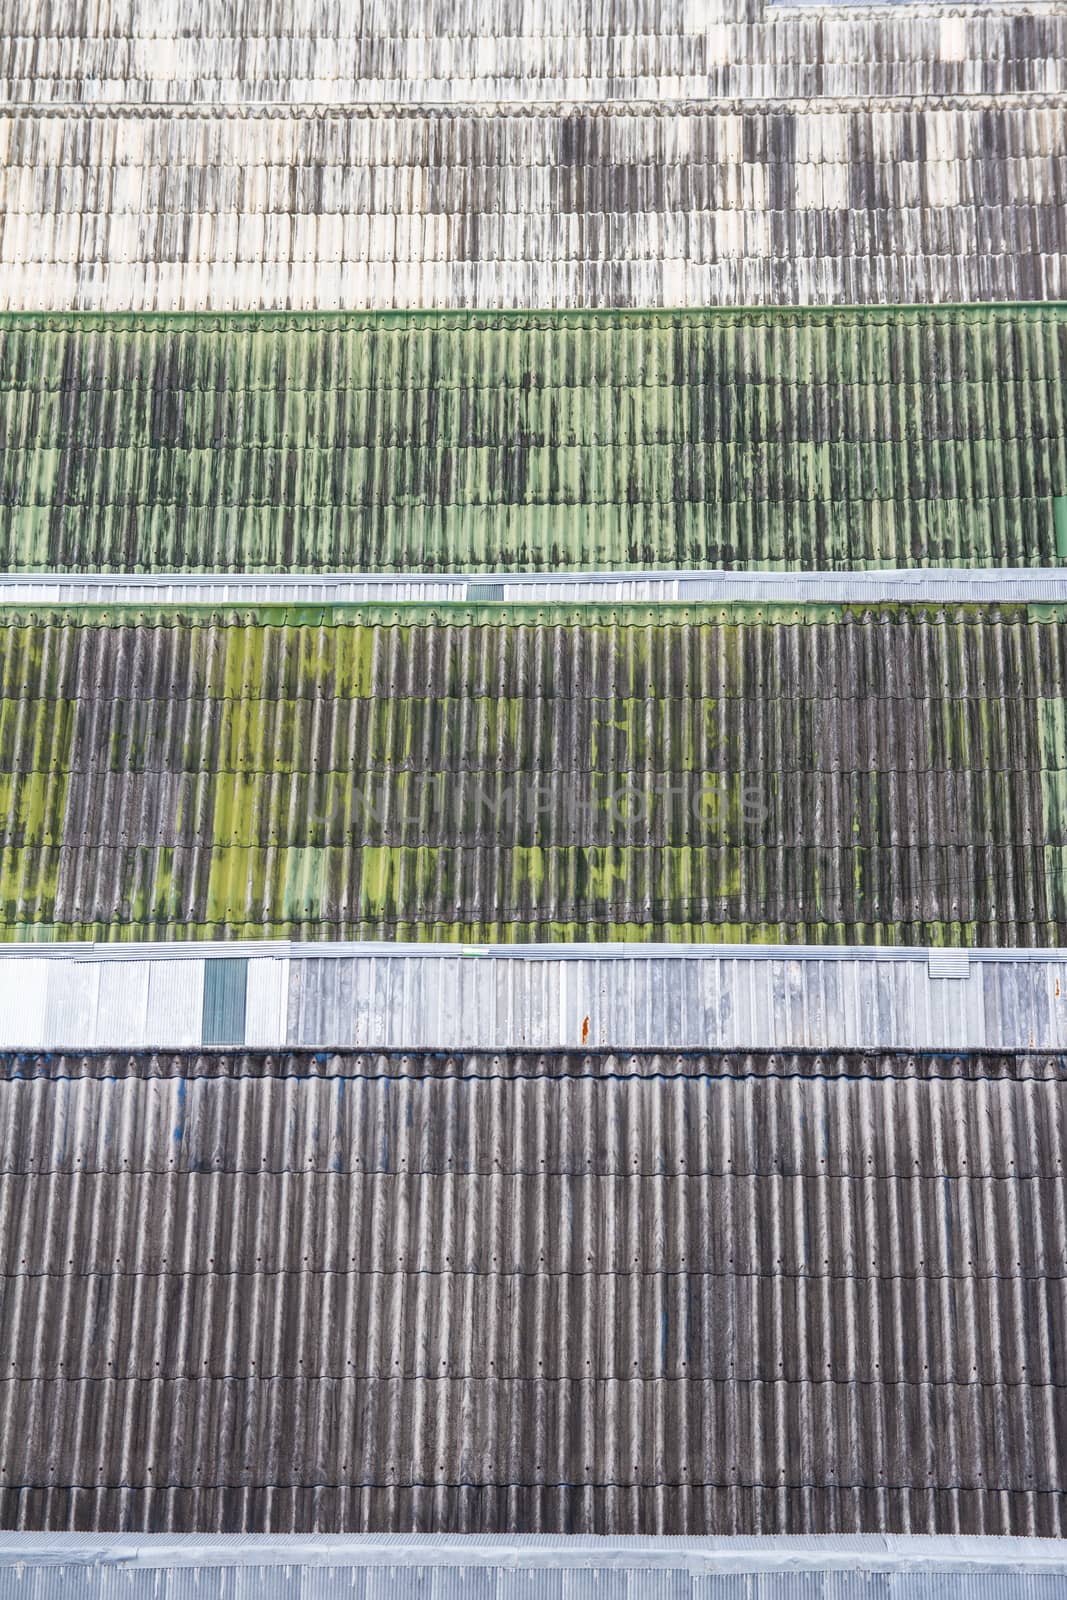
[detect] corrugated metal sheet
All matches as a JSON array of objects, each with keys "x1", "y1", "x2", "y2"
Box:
[
  {"x1": 0, "y1": 1050, "x2": 1063, "y2": 1534},
  {"x1": 2, "y1": 2, "x2": 1065, "y2": 101},
  {"x1": 1, "y1": 1568, "x2": 1064, "y2": 1600},
  {"x1": 0, "y1": 604, "x2": 1066, "y2": 945},
  {"x1": 0, "y1": 955, "x2": 188, "y2": 1050},
  {"x1": 20, "y1": 1567, "x2": 1053, "y2": 1600},
  {"x1": 282, "y1": 950, "x2": 1067, "y2": 1050},
  {"x1": 2, "y1": 1533, "x2": 1067, "y2": 1599},
  {"x1": 243, "y1": 956, "x2": 291, "y2": 1048},
  {"x1": 1, "y1": 948, "x2": 1066, "y2": 1051},
  {"x1": 200, "y1": 956, "x2": 247, "y2": 1045},
  {"x1": 1, "y1": 101, "x2": 1064, "y2": 310},
  {"x1": 2, "y1": 308, "x2": 1066, "y2": 573}
]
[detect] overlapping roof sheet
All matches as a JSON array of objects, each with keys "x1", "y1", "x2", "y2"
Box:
[
  {"x1": 2, "y1": 308, "x2": 1065, "y2": 573},
  {"x1": 0, "y1": 1046, "x2": 1063, "y2": 1533},
  {"x1": 2, "y1": 1, "x2": 1065, "y2": 102},
  {"x1": 0, "y1": 603, "x2": 1065, "y2": 944},
  {"x1": 1, "y1": 100, "x2": 1064, "y2": 310}
]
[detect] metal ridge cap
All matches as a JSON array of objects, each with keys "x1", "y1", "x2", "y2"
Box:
[
  {"x1": 1, "y1": 1532, "x2": 1067, "y2": 1573},
  {"x1": 0, "y1": 940, "x2": 292, "y2": 961},
  {"x1": 2, "y1": 569, "x2": 1065, "y2": 603},
  {"x1": 0, "y1": 940, "x2": 1063, "y2": 963}
]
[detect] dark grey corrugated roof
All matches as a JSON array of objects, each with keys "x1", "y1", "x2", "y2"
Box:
[{"x1": 0, "y1": 1049, "x2": 1063, "y2": 1534}]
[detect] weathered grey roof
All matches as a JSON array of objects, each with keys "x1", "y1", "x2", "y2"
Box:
[
  {"x1": 0, "y1": 1047, "x2": 1063, "y2": 1534},
  {"x1": 2, "y1": 1, "x2": 1065, "y2": 102},
  {"x1": 2, "y1": 946, "x2": 1065, "y2": 1052},
  {"x1": 1, "y1": 1533, "x2": 1067, "y2": 1598},
  {"x1": 1, "y1": 100, "x2": 1064, "y2": 309}
]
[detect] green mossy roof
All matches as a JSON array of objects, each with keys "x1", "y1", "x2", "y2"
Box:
[
  {"x1": 1, "y1": 307, "x2": 1064, "y2": 573},
  {"x1": 0, "y1": 605, "x2": 1064, "y2": 945}
]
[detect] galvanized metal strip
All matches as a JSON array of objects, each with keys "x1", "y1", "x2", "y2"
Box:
[
  {"x1": 0, "y1": 949, "x2": 1063, "y2": 1050},
  {"x1": 1, "y1": 1532, "x2": 1066, "y2": 1573},
  {"x1": 2, "y1": 572, "x2": 1067, "y2": 605},
  {"x1": 0, "y1": 1563, "x2": 1056, "y2": 1600}
]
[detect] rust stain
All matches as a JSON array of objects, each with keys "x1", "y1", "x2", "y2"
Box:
[
  {"x1": 581, "y1": 1015, "x2": 590, "y2": 1044},
  {"x1": 1056, "y1": 980, "x2": 1061, "y2": 998}
]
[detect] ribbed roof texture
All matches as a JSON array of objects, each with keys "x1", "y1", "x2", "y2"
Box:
[
  {"x1": 1, "y1": 604, "x2": 1066, "y2": 945},
  {"x1": 2, "y1": 1, "x2": 1064, "y2": 102},
  {"x1": 2, "y1": 0, "x2": 1066, "y2": 1561},
  {"x1": 0, "y1": 1048, "x2": 1064, "y2": 1534},
  {"x1": 2, "y1": 308, "x2": 1065, "y2": 574},
  {"x1": 1, "y1": 100, "x2": 1064, "y2": 309}
]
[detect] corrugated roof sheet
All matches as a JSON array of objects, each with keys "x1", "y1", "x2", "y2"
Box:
[
  {"x1": 3, "y1": 309, "x2": 1065, "y2": 573},
  {"x1": 2, "y1": 2, "x2": 1065, "y2": 101},
  {"x1": 0, "y1": 1048, "x2": 1063, "y2": 1533},
  {"x1": 1, "y1": 101, "x2": 1064, "y2": 309},
  {"x1": 0, "y1": 603, "x2": 1066, "y2": 945}
]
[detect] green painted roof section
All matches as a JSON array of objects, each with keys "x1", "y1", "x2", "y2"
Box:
[
  {"x1": 0, "y1": 605, "x2": 1065, "y2": 947},
  {"x1": 1, "y1": 307, "x2": 1065, "y2": 574}
]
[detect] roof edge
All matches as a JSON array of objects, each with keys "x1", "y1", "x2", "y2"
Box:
[{"x1": 2, "y1": 940, "x2": 1064, "y2": 963}]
